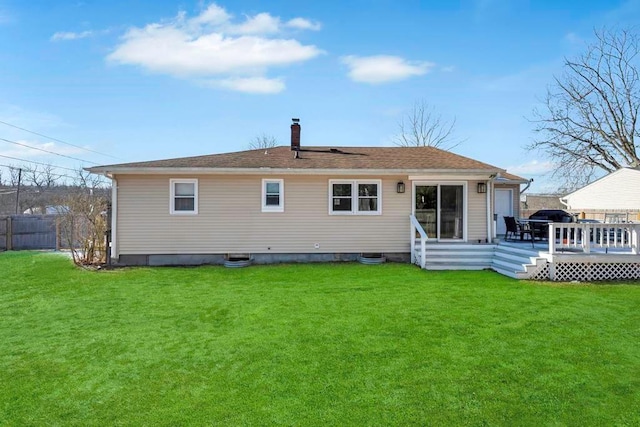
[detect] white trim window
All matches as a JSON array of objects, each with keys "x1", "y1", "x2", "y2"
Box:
[
  {"x1": 262, "y1": 179, "x2": 284, "y2": 212},
  {"x1": 329, "y1": 180, "x2": 382, "y2": 215},
  {"x1": 170, "y1": 178, "x2": 198, "y2": 215}
]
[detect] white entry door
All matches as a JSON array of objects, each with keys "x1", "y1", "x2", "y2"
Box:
[{"x1": 494, "y1": 189, "x2": 513, "y2": 236}]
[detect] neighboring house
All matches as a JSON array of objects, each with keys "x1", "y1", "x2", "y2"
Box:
[
  {"x1": 560, "y1": 167, "x2": 640, "y2": 220},
  {"x1": 87, "y1": 119, "x2": 528, "y2": 266},
  {"x1": 23, "y1": 205, "x2": 69, "y2": 215},
  {"x1": 520, "y1": 193, "x2": 566, "y2": 218}
]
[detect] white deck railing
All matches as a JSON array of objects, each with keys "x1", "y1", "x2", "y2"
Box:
[
  {"x1": 548, "y1": 223, "x2": 640, "y2": 255},
  {"x1": 410, "y1": 215, "x2": 428, "y2": 268}
]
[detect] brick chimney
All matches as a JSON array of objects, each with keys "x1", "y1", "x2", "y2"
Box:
[{"x1": 291, "y1": 118, "x2": 300, "y2": 151}]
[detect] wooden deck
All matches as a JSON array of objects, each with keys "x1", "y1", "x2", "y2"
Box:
[{"x1": 411, "y1": 215, "x2": 640, "y2": 281}]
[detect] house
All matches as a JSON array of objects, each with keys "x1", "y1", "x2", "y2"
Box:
[
  {"x1": 560, "y1": 167, "x2": 640, "y2": 221},
  {"x1": 23, "y1": 205, "x2": 69, "y2": 215},
  {"x1": 520, "y1": 193, "x2": 566, "y2": 218},
  {"x1": 87, "y1": 119, "x2": 528, "y2": 266}
]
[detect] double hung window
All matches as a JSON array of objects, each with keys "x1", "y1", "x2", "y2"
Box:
[
  {"x1": 329, "y1": 180, "x2": 381, "y2": 215},
  {"x1": 262, "y1": 179, "x2": 284, "y2": 212},
  {"x1": 170, "y1": 179, "x2": 198, "y2": 215}
]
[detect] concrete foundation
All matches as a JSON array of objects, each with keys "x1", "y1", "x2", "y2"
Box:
[{"x1": 117, "y1": 252, "x2": 410, "y2": 266}]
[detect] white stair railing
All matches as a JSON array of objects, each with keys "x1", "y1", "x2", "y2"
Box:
[{"x1": 410, "y1": 215, "x2": 428, "y2": 268}]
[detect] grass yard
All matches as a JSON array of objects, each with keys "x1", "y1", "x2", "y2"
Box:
[{"x1": 1, "y1": 252, "x2": 639, "y2": 426}]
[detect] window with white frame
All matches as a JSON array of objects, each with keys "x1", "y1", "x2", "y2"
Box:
[
  {"x1": 329, "y1": 180, "x2": 381, "y2": 215},
  {"x1": 262, "y1": 179, "x2": 284, "y2": 212},
  {"x1": 170, "y1": 179, "x2": 198, "y2": 215}
]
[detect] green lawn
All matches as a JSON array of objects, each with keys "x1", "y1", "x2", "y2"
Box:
[{"x1": 1, "y1": 252, "x2": 639, "y2": 426}]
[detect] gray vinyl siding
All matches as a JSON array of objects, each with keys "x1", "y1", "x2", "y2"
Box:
[{"x1": 115, "y1": 174, "x2": 492, "y2": 256}]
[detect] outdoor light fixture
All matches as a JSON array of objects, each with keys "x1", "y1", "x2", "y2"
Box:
[
  {"x1": 397, "y1": 181, "x2": 406, "y2": 193},
  {"x1": 477, "y1": 182, "x2": 487, "y2": 193}
]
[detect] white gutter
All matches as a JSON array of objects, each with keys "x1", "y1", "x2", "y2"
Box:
[{"x1": 85, "y1": 166, "x2": 504, "y2": 177}]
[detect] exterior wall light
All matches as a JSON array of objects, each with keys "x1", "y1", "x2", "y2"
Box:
[
  {"x1": 477, "y1": 182, "x2": 487, "y2": 193},
  {"x1": 397, "y1": 181, "x2": 406, "y2": 193}
]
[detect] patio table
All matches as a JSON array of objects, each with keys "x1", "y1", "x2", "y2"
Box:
[{"x1": 518, "y1": 219, "x2": 550, "y2": 241}]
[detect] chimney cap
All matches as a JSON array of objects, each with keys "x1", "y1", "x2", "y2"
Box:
[{"x1": 292, "y1": 118, "x2": 300, "y2": 124}]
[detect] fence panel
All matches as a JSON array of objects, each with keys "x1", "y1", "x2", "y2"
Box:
[
  {"x1": 0, "y1": 218, "x2": 6, "y2": 250},
  {"x1": 6, "y1": 215, "x2": 57, "y2": 250}
]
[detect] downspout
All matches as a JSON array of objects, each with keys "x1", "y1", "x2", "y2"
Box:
[
  {"x1": 109, "y1": 174, "x2": 118, "y2": 262},
  {"x1": 486, "y1": 173, "x2": 500, "y2": 243},
  {"x1": 559, "y1": 196, "x2": 569, "y2": 208},
  {"x1": 520, "y1": 178, "x2": 533, "y2": 194}
]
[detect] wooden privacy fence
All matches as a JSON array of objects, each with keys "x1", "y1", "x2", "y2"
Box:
[{"x1": 0, "y1": 215, "x2": 61, "y2": 251}]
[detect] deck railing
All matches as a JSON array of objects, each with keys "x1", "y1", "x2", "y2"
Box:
[
  {"x1": 410, "y1": 215, "x2": 428, "y2": 268},
  {"x1": 548, "y1": 223, "x2": 640, "y2": 255}
]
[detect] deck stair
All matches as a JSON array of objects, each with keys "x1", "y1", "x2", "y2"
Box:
[
  {"x1": 418, "y1": 243, "x2": 495, "y2": 270},
  {"x1": 491, "y1": 241, "x2": 547, "y2": 279}
]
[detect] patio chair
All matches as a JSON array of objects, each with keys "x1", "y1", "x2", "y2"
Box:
[{"x1": 504, "y1": 216, "x2": 534, "y2": 245}]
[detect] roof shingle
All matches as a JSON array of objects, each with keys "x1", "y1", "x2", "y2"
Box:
[{"x1": 91, "y1": 145, "x2": 517, "y2": 174}]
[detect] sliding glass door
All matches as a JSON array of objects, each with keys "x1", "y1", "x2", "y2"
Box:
[{"x1": 414, "y1": 183, "x2": 465, "y2": 240}]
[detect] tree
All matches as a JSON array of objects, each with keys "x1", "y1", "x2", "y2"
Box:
[
  {"x1": 249, "y1": 134, "x2": 278, "y2": 150},
  {"x1": 529, "y1": 28, "x2": 640, "y2": 191},
  {"x1": 393, "y1": 99, "x2": 462, "y2": 150},
  {"x1": 23, "y1": 164, "x2": 57, "y2": 189},
  {"x1": 56, "y1": 169, "x2": 110, "y2": 266}
]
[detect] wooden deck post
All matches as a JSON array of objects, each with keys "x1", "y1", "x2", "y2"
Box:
[
  {"x1": 548, "y1": 224, "x2": 556, "y2": 254},
  {"x1": 582, "y1": 224, "x2": 591, "y2": 254}
]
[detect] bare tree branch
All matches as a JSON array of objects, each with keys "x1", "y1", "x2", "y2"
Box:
[
  {"x1": 529, "y1": 27, "x2": 640, "y2": 191},
  {"x1": 393, "y1": 100, "x2": 463, "y2": 150},
  {"x1": 249, "y1": 134, "x2": 279, "y2": 150}
]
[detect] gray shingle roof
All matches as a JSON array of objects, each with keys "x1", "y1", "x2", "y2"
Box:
[{"x1": 90, "y1": 146, "x2": 521, "y2": 176}]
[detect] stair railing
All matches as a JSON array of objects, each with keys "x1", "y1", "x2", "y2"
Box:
[{"x1": 410, "y1": 214, "x2": 428, "y2": 268}]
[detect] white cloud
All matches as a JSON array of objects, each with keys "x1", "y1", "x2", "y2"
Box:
[
  {"x1": 51, "y1": 30, "x2": 94, "y2": 41},
  {"x1": 341, "y1": 55, "x2": 434, "y2": 84},
  {"x1": 507, "y1": 159, "x2": 555, "y2": 176},
  {"x1": 286, "y1": 17, "x2": 321, "y2": 31},
  {"x1": 208, "y1": 76, "x2": 285, "y2": 94},
  {"x1": 190, "y1": 4, "x2": 230, "y2": 27},
  {"x1": 107, "y1": 3, "x2": 323, "y2": 94},
  {"x1": 228, "y1": 13, "x2": 281, "y2": 35}
]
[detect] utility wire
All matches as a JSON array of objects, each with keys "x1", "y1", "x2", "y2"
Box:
[
  {"x1": 0, "y1": 162, "x2": 74, "y2": 179},
  {"x1": 0, "y1": 119, "x2": 123, "y2": 161},
  {"x1": 0, "y1": 137, "x2": 100, "y2": 165},
  {"x1": 0, "y1": 154, "x2": 79, "y2": 172}
]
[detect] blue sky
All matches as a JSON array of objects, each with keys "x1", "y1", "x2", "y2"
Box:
[{"x1": 0, "y1": 0, "x2": 638, "y2": 192}]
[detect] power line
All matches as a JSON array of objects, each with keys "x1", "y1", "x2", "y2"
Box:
[
  {"x1": 0, "y1": 162, "x2": 74, "y2": 182},
  {"x1": 0, "y1": 154, "x2": 79, "y2": 172},
  {"x1": 0, "y1": 137, "x2": 100, "y2": 165},
  {"x1": 0, "y1": 119, "x2": 123, "y2": 161}
]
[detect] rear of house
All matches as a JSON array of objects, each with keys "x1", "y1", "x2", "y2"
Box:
[{"x1": 88, "y1": 120, "x2": 526, "y2": 266}]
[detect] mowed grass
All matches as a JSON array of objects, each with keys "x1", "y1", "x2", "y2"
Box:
[{"x1": 1, "y1": 252, "x2": 639, "y2": 426}]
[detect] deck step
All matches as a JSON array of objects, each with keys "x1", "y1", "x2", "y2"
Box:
[
  {"x1": 415, "y1": 243, "x2": 495, "y2": 270},
  {"x1": 413, "y1": 241, "x2": 549, "y2": 278}
]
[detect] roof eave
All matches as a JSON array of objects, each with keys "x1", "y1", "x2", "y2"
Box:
[{"x1": 86, "y1": 166, "x2": 504, "y2": 177}]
